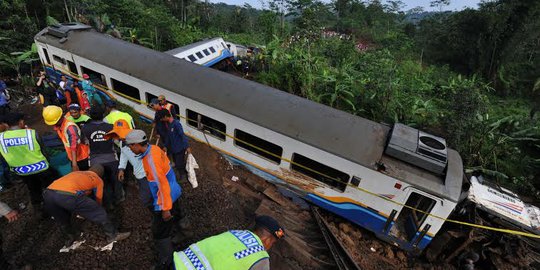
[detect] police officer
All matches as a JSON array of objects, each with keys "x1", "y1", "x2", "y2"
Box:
[
  {"x1": 104, "y1": 100, "x2": 135, "y2": 128},
  {"x1": 0, "y1": 113, "x2": 52, "y2": 217},
  {"x1": 173, "y1": 215, "x2": 284, "y2": 270}
]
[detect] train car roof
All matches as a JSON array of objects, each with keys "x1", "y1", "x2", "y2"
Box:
[
  {"x1": 165, "y1": 37, "x2": 224, "y2": 56},
  {"x1": 35, "y1": 25, "x2": 463, "y2": 202}
]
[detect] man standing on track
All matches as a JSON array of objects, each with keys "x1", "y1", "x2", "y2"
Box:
[
  {"x1": 0, "y1": 113, "x2": 53, "y2": 217},
  {"x1": 43, "y1": 105, "x2": 90, "y2": 171},
  {"x1": 125, "y1": 129, "x2": 182, "y2": 270},
  {"x1": 157, "y1": 109, "x2": 190, "y2": 180}
]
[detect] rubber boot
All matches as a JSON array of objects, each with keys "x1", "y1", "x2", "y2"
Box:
[
  {"x1": 154, "y1": 238, "x2": 173, "y2": 270},
  {"x1": 102, "y1": 222, "x2": 131, "y2": 243}
]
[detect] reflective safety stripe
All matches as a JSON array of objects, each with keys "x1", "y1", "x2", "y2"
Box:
[
  {"x1": 146, "y1": 150, "x2": 163, "y2": 209},
  {"x1": 183, "y1": 247, "x2": 207, "y2": 270},
  {"x1": 234, "y1": 245, "x2": 265, "y2": 260},
  {"x1": 0, "y1": 133, "x2": 7, "y2": 153},
  {"x1": 13, "y1": 161, "x2": 48, "y2": 175},
  {"x1": 190, "y1": 244, "x2": 213, "y2": 270},
  {"x1": 26, "y1": 129, "x2": 34, "y2": 151},
  {"x1": 177, "y1": 252, "x2": 196, "y2": 270}
]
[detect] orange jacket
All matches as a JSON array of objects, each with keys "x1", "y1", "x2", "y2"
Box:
[
  {"x1": 54, "y1": 118, "x2": 89, "y2": 162},
  {"x1": 48, "y1": 171, "x2": 104, "y2": 204},
  {"x1": 140, "y1": 145, "x2": 181, "y2": 211}
]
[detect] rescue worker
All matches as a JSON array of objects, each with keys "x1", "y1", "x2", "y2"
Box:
[
  {"x1": 59, "y1": 75, "x2": 77, "y2": 106},
  {"x1": 43, "y1": 164, "x2": 131, "y2": 246},
  {"x1": 157, "y1": 109, "x2": 190, "y2": 180},
  {"x1": 103, "y1": 100, "x2": 135, "y2": 129},
  {"x1": 0, "y1": 200, "x2": 20, "y2": 269},
  {"x1": 66, "y1": 103, "x2": 90, "y2": 127},
  {"x1": 43, "y1": 105, "x2": 90, "y2": 171},
  {"x1": 81, "y1": 107, "x2": 123, "y2": 208},
  {"x1": 80, "y1": 73, "x2": 103, "y2": 107},
  {"x1": 36, "y1": 71, "x2": 58, "y2": 106},
  {"x1": 158, "y1": 95, "x2": 177, "y2": 119},
  {"x1": 150, "y1": 98, "x2": 168, "y2": 143},
  {"x1": 125, "y1": 129, "x2": 181, "y2": 269},
  {"x1": 0, "y1": 113, "x2": 52, "y2": 216},
  {"x1": 103, "y1": 120, "x2": 146, "y2": 194},
  {"x1": 173, "y1": 215, "x2": 284, "y2": 270}
]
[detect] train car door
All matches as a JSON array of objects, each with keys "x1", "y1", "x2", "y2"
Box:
[{"x1": 388, "y1": 189, "x2": 437, "y2": 245}]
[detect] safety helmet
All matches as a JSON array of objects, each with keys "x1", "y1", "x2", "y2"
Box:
[{"x1": 43, "y1": 105, "x2": 64, "y2": 126}]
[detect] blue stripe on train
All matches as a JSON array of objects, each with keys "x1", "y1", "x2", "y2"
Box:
[
  {"x1": 307, "y1": 193, "x2": 388, "y2": 232},
  {"x1": 218, "y1": 152, "x2": 433, "y2": 250},
  {"x1": 202, "y1": 50, "x2": 233, "y2": 67}
]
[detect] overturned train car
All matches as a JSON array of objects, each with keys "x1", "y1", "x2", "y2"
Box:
[{"x1": 34, "y1": 23, "x2": 464, "y2": 252}]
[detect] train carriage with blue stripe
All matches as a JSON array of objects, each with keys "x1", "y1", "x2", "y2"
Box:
[{"x1": 34, "y1": 23, "x2": 466, "y2": 253}]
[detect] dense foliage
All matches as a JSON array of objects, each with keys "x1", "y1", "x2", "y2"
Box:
[{"x1": 1, "y1": 0, "x2": 539, "y2": 198}]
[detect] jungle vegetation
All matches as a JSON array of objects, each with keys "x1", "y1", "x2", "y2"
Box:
[{"x1": 1, "y1": 0, "x2": 539, "y2": 199}]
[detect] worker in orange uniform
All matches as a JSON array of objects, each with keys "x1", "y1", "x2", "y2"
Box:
[
  {"x1": 125, "y1": 129, "x2": 181, "y2": 269},
  {"x1": 158, "y1": 95, "x2": 178, "y2": 119},
  {"x1": 43, "y1": 105, "x2": 90, "y2": 171},
  {"x1": 43, "y1": 164, "x2": 131, "y2": 246}
]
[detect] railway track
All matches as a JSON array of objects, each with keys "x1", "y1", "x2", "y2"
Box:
[{"x1": 312, "y1": 206, "x2": 362, "y2": 270}]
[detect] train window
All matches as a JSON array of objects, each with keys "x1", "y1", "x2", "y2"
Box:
[
  {"x1": 67, "y1": 60, "x2": 78, "y2": 75},
  {"x1": 186, "y1": 109, "x2": 226, "y2": 141},
  {"x1": 111, "y1": 78, "x2": 140, "y2": 103},
  {"x1": 42, "y1": 48, "x2": 51, "y2": 65},
  {"x1": 291, "y1": 153, "x2": 349, "y2": 192},
  {"x1": 209, "y1": 47, "x2": 216, "y2": 53},
  {"x1": 81, "y1": 66, "x2": 108, "y2": 87},
  {"x1": 234, "y1": 129, "x2": 282, "y2": 164},
  {"x1": 196, "y1": 52, "x2": 204, "y2": 59},
  {"x1": 203, "y1": 49, "x2": 210, "y2": 56},
  {"x1": 391, "y1": 192, "x2": 436, "y2": 241},
  {"x1": 188, "y1": 55, "x2": 197, "y2": 62},
  {"x1": 53, "y1": 55, "x2": 66, "y2": 65},
  {"x1": 146, "y1": 92, "x2": 180, "y2": 117}
]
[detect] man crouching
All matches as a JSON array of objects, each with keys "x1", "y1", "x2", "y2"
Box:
[{"x1": 43, "y1": 164, "x2": 131, "y2": 246}]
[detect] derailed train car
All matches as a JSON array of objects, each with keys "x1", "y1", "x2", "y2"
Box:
[{"x1": 34, "y1": 23, "x2": 465, "y2": 252}]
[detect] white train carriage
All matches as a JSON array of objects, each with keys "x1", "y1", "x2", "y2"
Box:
[
  {"x1": 34, "y1": 23, "x2": 464, "y2": 252},
  {"x1": 165, "y1": 37, "x2": 233, "y2": 67}
]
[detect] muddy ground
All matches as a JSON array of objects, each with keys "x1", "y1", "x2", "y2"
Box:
[{"x1": 1, "y1": 103, "x2": 537, "y2": 269}]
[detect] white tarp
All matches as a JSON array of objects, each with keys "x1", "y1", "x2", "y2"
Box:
[{"x1": 186, "y1": 153, "x2": 199, "y2": 188}]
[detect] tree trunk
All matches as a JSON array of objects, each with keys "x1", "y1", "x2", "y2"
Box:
[{"x1": 64, "y1": 0, "x2": 72, "y2": 22}]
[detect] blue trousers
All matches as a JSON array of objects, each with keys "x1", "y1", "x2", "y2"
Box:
[{"x1": 43, "y1": 189, "x2": 109, "y2": 227}]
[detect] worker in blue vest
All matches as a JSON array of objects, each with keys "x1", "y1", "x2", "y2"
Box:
[
  {"x1": 0, "y1": 113, "x2": 53, "y2": 217},
  {"x1": 173, "y1": 215, "x2": 284, "y2": 270}
]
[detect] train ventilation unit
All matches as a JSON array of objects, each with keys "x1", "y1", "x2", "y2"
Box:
[{"x1": 385, "y1": 123, "x2": 448, "y2": 175}]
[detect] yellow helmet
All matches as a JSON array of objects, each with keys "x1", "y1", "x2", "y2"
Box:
[{"x1": 43, "y1": 105, "x2": 63, "y2": 126}]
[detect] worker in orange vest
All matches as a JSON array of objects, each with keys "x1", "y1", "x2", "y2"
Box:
[
  {"x1": 125, "y1": 129, "x2": 182, "y2": 269},
  {"x1": 43, "y1": 105, "x2": 90, "y2": 171},
  {"x1": 43, "y1": 164, "x2": 131, "y2": 246},
  {"x1": 158, "y1": 95, "x2": 178, "y2": 119}
]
